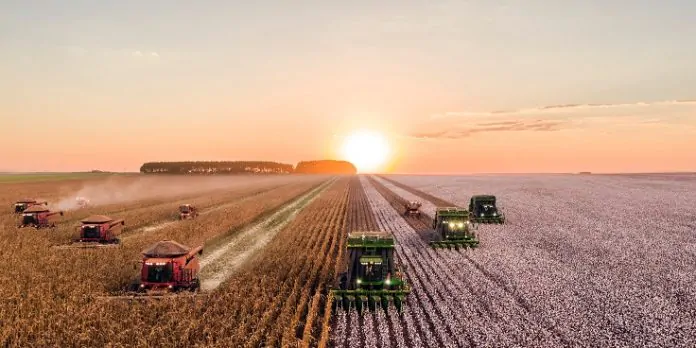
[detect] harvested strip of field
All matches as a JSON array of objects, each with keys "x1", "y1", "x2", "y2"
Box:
[
  {"x1": 382, "y1": 174, "x2": 696, "y2": 347},
  {"x1": 198, "y1": 178, "x2": 336, "y2": 290}
]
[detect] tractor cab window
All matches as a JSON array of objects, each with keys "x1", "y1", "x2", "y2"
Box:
[
  {"x1": 145, "y1": 263, "x2": 173, "y2": 283},
  {"x1": 82, "y1": 225, "x2": 100, "y2": 238},
  {"x1": 360, "y1": 255, "x2": 385, "y2": 282},
  {"x1": 14, "y1": 204, "x2": 26, "y2": 212},
  {"x1": 478, "y1": 204, "x2": 497, "y2": 214},
  {"x1": 21, "y1": 214, "x2": 35, "y2": 224},
  {"x1": 179, "y1": 206, "x2": 189, "y2": 213}
]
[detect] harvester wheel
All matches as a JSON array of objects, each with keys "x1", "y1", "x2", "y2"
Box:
[{"x1": 190, "y1": 279, "x2": 201, "y2": 291}]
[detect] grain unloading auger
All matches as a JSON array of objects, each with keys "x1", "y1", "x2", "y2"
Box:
[
  {"x1": 468, "y1": 195, "x2": 505, "y2": 224},
  {"x1": 429, "y1": 207, "x2": 479, "y2": 249},
  {"x1": 52, "y1": 215, "x2": 125, "y2": 250},
  {"x1": 99, "y1": 240, "x2": 203, "y2": 301},
  {"x1": 331, "y1": 231, "x2": 410, "y2": 312}
]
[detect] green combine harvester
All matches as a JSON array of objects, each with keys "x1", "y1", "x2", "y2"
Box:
[
  {"x1": 429, "y1": 207, "x2": 479, "y2": 249},
  {"x1": 331, "y1": 231, "x2": 410, "y2": 312},
  {"x1": 468, "y1": 195, "x2": 505, "y2": 224}
]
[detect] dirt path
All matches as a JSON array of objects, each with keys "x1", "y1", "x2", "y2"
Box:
[{"x1": 197, "y1": 178, "x2": 337, "y2": 291}]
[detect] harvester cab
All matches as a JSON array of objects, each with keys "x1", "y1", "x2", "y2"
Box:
[
  {"x1": 469, "y1": 195, "x2": 505, "y2": 224},
  {"x1": 178, "y1": 204, "x2": 198, "y2": 220},
  {"x1": 18, "y1": 205, "x2": 63, "y2": 229},
  {"x1": 73, "y1": 215, "x2": 124, "y2": 246},
  {"x1": 130, "y1": 240, "x2": 203, "y2": 295},
  {"x1": 403, "y1": 201, "x2": 422, "y2": 218},
  {"x1": 429, "y1": 207, "x2": 479, "y2": 249},
  {"x1": 332, "y1": 231, "x2": 410, "y2": 312},
  {"x1": 13, "y1": 199, "x2": 47, "y2": 213}
]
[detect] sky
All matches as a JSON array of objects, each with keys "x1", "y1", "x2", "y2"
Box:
[{"x1": 1, "y1": 0, "x2": 695, "y2": 173}]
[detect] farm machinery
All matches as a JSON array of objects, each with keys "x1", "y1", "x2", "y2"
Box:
[
  {"x1": 429, "y1": 207, "x2": 479, "y2": 249},
  {"x1": 469, "y1": 195, "x2": 505, "y2": 224},
  {"x1": 403, "y1": 201, "x2": 422, "y2": 218},
  {"x1": 103, "y1": 240, "x2": 203, "y2": 300},
  {"x1": 13, "y1": 199, "x2": 47, "y2": 213},
  {"x1": 331, "y1": 231, "x2": 410, "y2": 312},
  {"x1": 178, "y1": 204, "x2": 198, "y2": 220},
  {"x1": 54, "y1": 215, "x2": 125, "y2": 249},
  {"x1": 18, "y1": 205, "x2": 64, "y2": 228}
]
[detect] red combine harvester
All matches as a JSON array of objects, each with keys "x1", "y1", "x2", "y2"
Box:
[
  {"x1": 13, "y1": 199, "x2": 47, "y2": 213},
  {"x1": 102, "y1": 240, "x2": 204, "y2": 300},
  {"x1": 53, "y1": 215, "x2": 125, "y2": 249},
  {"x1": 18, "y1": 205, "x2": 63, "y2": 228},
  {"x1": 178, "y1": 204, "x2": 198, "y2": 220}
]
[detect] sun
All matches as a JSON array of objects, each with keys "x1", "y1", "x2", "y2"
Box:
[{"x1": 340, "y1": 130, "x2": 391, "y2": 173}]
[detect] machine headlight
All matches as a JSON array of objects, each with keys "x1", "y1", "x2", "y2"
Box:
[
  {"x1": 356, "y1": 279, "x2": 362, "y2": 284},
  {"x1": 449, "y1": 222, "x2": 455, "y2": 228},
  {"x1": 480, "y1": 213, "x2": 484, "y2": 217},
  {"x1": 140, "y1": 284, "x2": 145, "y2": 288},
  {"x1": 457, "y1": 222, "x2": 464, "y2": 228},
  {"x1": 493, "y1": 212, "x2": 497, "y2": 216},
  {"x1": 385, "y1": 279, "x2": 391, "y2": 285}
]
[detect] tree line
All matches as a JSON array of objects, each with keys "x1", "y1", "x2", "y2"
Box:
[{"x1": 139, "y1": 160, "x2": 357, "y2": 175}]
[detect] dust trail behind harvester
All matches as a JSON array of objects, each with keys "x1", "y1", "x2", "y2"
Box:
[{"x1": 50, "y1": 175, "x2": 293, "y2": 212}]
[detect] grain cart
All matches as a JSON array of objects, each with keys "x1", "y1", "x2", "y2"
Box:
[
  {"x1": 18, "y1": 205, "x2": 64, "y2": 228},
  {"x1": 54, "y1": 215, "x2": 125, "y2": 249},
  {"x1": 331, "y1": 231, "x2": 410, "y2": 312},
  {"x1": 468, "y1": 195, "x2": 505, "y2": 224},
  {"x1": 13, "y1": 199, "x2": 47, "y2": 213},
  {"x1": 178, "y1": 204, "x2": 199, "y2": 220},
  {"x1": 403, "y1": 201, "x2": 422, "y2": 218},
  {"x1": 429, "y1": 207, "x2": 479, "y2": 249}
]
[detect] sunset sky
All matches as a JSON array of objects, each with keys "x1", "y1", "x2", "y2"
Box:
[{"x1": 1, "y1": 1, "x2": 695, "y2": 173}]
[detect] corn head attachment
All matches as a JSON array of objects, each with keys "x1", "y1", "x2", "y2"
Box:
[
  {"x1": 430, "y1": 207, "x2": 479, "y2": 249},
  {"x1": 469, "y1": 195, "x2": 505, "y2": 224},
  {"x1": 331, "y1": 231, "x2": 410, "y2": 312}
]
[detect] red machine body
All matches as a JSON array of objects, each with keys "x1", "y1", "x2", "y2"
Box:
[
  {"x1": 178, "y1": 204, "x2": 199, "y2": 220},
  {"x1": 403, "y1": 201, "x2": 422, "y2": 218},
  {"x1": 75, "y1": 215, "x2": 125, "y2": 244},
  {"x1": 18, "y1": 205, "x2": 63, "y2": 228},
  {"x1": 135, "y1": 240, "x2": 203, "y2": 293}
]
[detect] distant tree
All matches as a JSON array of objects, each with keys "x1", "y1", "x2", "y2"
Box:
[
  {"x1": 139, "y1": 161, "x2": 293, "y2": 174},
  {"x1": 294, "y1": 160, "x2": 357, "y2": 174}
]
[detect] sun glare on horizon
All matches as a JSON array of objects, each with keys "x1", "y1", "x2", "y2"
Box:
[{"x1": 340, "y1": 130, "x2": 391, "y2": 173}]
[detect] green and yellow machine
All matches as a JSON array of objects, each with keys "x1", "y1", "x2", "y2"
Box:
[
  {"x1": 469, "y1": 195, "x2": 505, "y2": 224},
  {"x1": 429, "y1": 207, "x2": 479, "y2": 249},
  {"x1": 331, "y1": 231, "x2": 410, "y2": 312}
]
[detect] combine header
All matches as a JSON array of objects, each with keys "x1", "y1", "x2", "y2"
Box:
[
  {"x1": 403, "y1": 201, "x2": 422, "y2": 218},
  {"x1": 13, "y1": 199, "x2": 47, "y2": 213},
  {"x1": 469, "y1": 195, "x2": 505, "y2": 224},
  {"x1": 102, "y1": 240, "x2": 203, "y2": 300},
  {"x1": 429, "y1": 207, "x2": 478, "y2": 249},
  {"x1": 331, "y1": 231, "x2": 410, "y2": 312},
  {"x1": 18, "y1": 205, "x2": 63, "y2": 229},
  {"x1": 54, "y1": 215, "x2": 125, "y2": 249},
  {"x1": 178, "y1": 204, "x2": 198, "y2": 220}
]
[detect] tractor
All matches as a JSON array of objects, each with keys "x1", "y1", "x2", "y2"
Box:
[
  {"x1": 331, "y1": 231, "x2": 410, "y2": 312},
  {"x1": 18, "y1": 205, "x2": 64, "y2": 228},
  {"x1": 403, "y1": 201, "x2": 422, "y2": 218},
  {"x1": 64, "y1": 215, "x2": 124, "y2": 248},
  {"x1": 13, "y1": 199, "x2": 47, "y2": 213},
  {"x1": 179, "y1": 204, "x2": 199, "y2": 220},
  {"x1": 126, "y1": 240, "x2": 203, "y2": 296},
  {"x1": 469, "y1": 195, "x2": 505, "y2": 224},
  {"x1": 429, "y1": 207, "x2": 479, "y2": 249}
]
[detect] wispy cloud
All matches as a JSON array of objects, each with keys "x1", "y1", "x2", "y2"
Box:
[
  {"x1": 131, "y1": 50, "x2": 143, "y2": 57},
  {"x1": 411, "y1": 99, "x2": 696, "y2": 140},
  {"x1": 429, "y1": 99, "x2": 696, "y2": 119}
]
